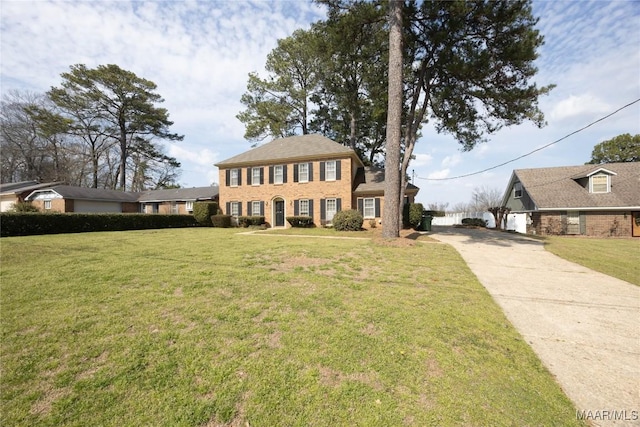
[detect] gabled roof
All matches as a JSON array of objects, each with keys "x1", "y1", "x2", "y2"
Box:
[
  {"x1": 138, "y1": 187, "x2": 218, "y2": 202},
  {"x1": 353, "y1": 167, "x2": 420, "y2": 195},
  {"x1": 215, "y1": 134, "x2": 364, "y2": 168},
  {"x1": 505, "y1": 162, "x2": 639, "y2": 210},
  {"x1": 26, "y1": 185, "x2": 140, "y2": 203},
  {"x1": 0, "y1": 181, "x2": 64, "y2": 195}
]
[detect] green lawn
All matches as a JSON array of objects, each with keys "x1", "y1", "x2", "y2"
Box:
[
  {"x1": 544, "y1": 236, "x2": 640, "y2": 285},
  {"x1": 1, "y1": 228, "x2": 584, "y2": 426}
]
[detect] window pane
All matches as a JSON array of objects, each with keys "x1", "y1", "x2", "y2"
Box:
[
  {"x1": 231, "y1": 202, "x2": 239, "y2": 216},
  {"x1": 252, "y1": 168, "x2": 261, "y2": 185},
  {"x1": 326, "y1": 199, "x2": 336, "y2": 221},
  {"x1": 514, "y1": 182, "x2": 522, "y2": 198},
  {"x1": 591, "y1": 174, "x2": 608, "y2": 193},
  {"x1": 274, "y1": 165, "x2": 283, "y2": 184},
  {"x1": 326, "y1": 161, "x2": 336, "y2": 180},
  {"x1": 299, "y1": 163, "x2": 308, "y2": 182},
  {"x1": 231, "y1": 169, "x2": 238, "y2": 186},
  {"x1": 252, "y1": 201, "x2": 261, "y2": 216},
  {"x1": 363, "y1": 198, "x2": 375, "y2": 218},
  {"x1": 300, "y1": 199, "x2": 309, "y2": 216}
]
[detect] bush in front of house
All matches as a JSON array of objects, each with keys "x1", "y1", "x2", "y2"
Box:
[
  {"x1": 287, "y1": 216, "x2": 314, "y2": 228},
  {"x1": 193, "y1": 201, "x2": 219, "y2": 226},
  {"x1": 211, "y1": 214, "x2": 232, "y2": 228},
  {"x1": 461, "y1": 217, "x2": 487, "y2": 227},
  {"x1": 236, "y1": 216, "x2": 265, "y2": 227},
  {"x1": 332, "y1": 209, "x2": 363, "y2": 231},
  {"x1": 0, "y1": 213, "x2": 198, "y2": 237},
  {"x1": 409, "y1": 203, "x2": 424, "y2": 230},
  {"x1": 9, "y1": 201, "x2": 40, "y2": 212}
]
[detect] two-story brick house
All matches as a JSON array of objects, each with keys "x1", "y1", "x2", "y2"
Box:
[{"x1": 215, "y1": 134, "x2": 419, "y2": 228}]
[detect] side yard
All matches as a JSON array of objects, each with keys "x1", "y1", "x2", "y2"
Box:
[
  {"x1": 1, "y1": 228, "x2": 584, "y2": 426},
  {"x1": 544, "y1": 236, "x2": 640, "y2": 285}
]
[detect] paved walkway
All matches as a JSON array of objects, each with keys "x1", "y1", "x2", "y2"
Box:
[{"x1": 431, "y1": 227, "x2": 639, "y2": 427}]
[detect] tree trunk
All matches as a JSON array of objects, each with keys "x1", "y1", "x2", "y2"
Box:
[
  {"x1": 382, "y1": 0, "x2": 402, "y2": 239},
  {"x1": 118, "y1": 116, "x2": 127, "y2": 191}
]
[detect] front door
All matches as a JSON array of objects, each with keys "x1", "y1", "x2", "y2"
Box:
[
  {"x1": 275, "y1": 200, "x2": 285, "y2": 227},
  {"x1": 632, "y1": 212, "x2": 640, "y2": 237}
]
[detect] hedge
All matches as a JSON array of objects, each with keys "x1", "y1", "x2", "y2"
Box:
[
  {"x1": 0, "y1": 213, "x2": 198, "y2": 237},
  {"x1": 211, "y1": 215, "x2": 232, "y2": 228},
  {"x1": 193, "y1": 201, "x2": 220, "y2": 226},
  {"x1": 286, "y1": 216, "x2": 314, "y2": 228},
  {"x1": 461, "y1": 217, "x2": 487, "y2": 227},
  {"x1": 236, "y1": 216, "x2": 265, "y2": 227}
]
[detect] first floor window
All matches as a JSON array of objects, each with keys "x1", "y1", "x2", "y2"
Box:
[
  {"x1": 252, "y1": 201, "x2": 261, "y2": 216},
  {"x1": 363, "y1": 198, "x2": 375, "y2": 218},
  {"x1": 299, "y1": 199, "x2": 310, "y2": 216},
  {"x1": 44, "y1": 200, "x2": 51, "y2": 210},
  {"x1": 185, "y1": 201, "x2": 194, "y2": 212},
  {"x1": 326, "y1": 198, "x2": 337, "y2": 222},
  {"x1": 230, "y1": 202, "x2": 240, "y2": 216},
  {"x1": 171, "y1": 202, "x2": 178, "y2": 214}
]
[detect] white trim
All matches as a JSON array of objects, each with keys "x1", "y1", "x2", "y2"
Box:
[
  {"x1": 512, "y1": 206, "x2": 640, "y2": 213},
  {"x1": 25, "y1": 189, "x2": 63, "y2": 201},
  {"x1": 586, "y1": 167, "x2": 617, "y2": 177}
]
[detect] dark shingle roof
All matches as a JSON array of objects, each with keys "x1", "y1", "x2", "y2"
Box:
[
  {"x1": 138, "y1": 187, "x2": 218, "y2": 202},
  {"x1": 353, "y1": 167, "x2": 420, "y2": 195},
  {"x1": 215, "y1": 134, "x2": 361, "y2": 167},
  {"x1": 46, "y1": 186, "x2": 141, "y2": 202},
  {"x1": 0, "y1": 181, "x2": 64, "y2": 194},
  {"x1": 515, "y1": 162, "x2": 640, "y2": 209}
]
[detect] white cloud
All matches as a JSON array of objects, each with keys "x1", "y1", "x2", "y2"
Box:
[
  {"x1": 441, "y1": 154, "x2": 462, "y2": 168},
  {"x1": 168, "y1": 145, "x2": 219, "y2": 167},
  {"x1": 427, "y1": 169, "x2": 450, "y2": 180},
  {"x1": 411, "y1": 153, "x2": 433, "y2": 167},
  {"x1": 549, "y1": 94, "x2": 612, "y2": 122}
]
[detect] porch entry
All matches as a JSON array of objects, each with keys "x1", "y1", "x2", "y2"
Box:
[{"x1": 274, "y1": 198, "x2": 285, "y2": 227}]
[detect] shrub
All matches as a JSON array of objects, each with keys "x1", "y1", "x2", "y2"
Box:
[
  {"x1": 408, "y1": 203, "x2": 424, "y2": 230},
  {"x1": 461, "y1": 218, "x2": 487, "y2": 227},
  {"x1": 0, "y1": 213, "x2": 197, "y2": 237},
  {"x1": 9, "y1": 201, "x2": 39, "y2": 212},
  {"x1": 193, "y1": 201, "x2": 219, "y2": 226},
  {"x1": 332, "y1": 209, "x2": 363, "y2": 231},
  {"x1": 211, "y1": 214, "x2": 232, "y2": 228},
  {"x1": 287, "y1": 216, "x2": 314, "y2": 228},
  {"x1": 368, "y1": 219, "x2": 377, "y2": 228},
  {"x1": 237, "y1": 216, "x2": 265, "y2": 227}
]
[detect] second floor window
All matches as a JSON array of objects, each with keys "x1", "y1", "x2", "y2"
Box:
[
  {"x1": 298, "y1": 163, "x2": 309, "y2": 182},
  {"x1": 325, "y1": 161, "x2": 336, "y2": 181},
  {"x1": 274, "y1": 165, "x2": 284, "y2": 184},
  {"x1": 230, "y1": 169, "x2": 239, "y2": 186},
  {"x1": 252, "y1": 167, "x2": 261, "y2": 185}
]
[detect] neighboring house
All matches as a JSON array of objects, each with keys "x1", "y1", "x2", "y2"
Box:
[
  {"x1": 25, "y1": 186, "x2": 141, "y2": 213},
  {"x1": 22, "y1": 185, "x2": 219, "y2": 214},
  {"x1": 501, "y1": 162, "x2": 640, "y2": 237},
  {"x1": 214, "y1": 134, "x2": 419, "y2": 228},
  {"x1": 0, "y1": 181, "x2": 64, "y2": 212},
  {"x1": 137, "y1": 187, "x2": 219, "y2": 214}
]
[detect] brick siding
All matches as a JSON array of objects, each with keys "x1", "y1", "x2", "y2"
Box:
[
  {"x1": 218, "y1": 158, "x2": 355, "y2": 228},
  {"x1": 530, "y1": 211, "x2": 633, "y2": 237}
]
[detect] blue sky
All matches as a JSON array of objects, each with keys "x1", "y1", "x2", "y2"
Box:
[{"x1": 1, "y1": 0, "x2": 638, "y2": 207}]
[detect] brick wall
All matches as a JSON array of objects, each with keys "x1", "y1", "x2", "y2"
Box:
[
  {"x1": 218, "y1": 158, "x2": 354, "y2": 227},
  {"x1": 530, "y1": 211, "x2": 632, "y2": 237}
]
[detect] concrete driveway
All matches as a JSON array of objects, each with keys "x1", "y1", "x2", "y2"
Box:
[{"x1": 431, "y1": 226, "x2": 639, "y2": 426}]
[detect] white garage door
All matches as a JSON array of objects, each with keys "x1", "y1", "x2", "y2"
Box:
[{"x1": 74, "y1": 200, "x2": 121, "y2": 213}]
